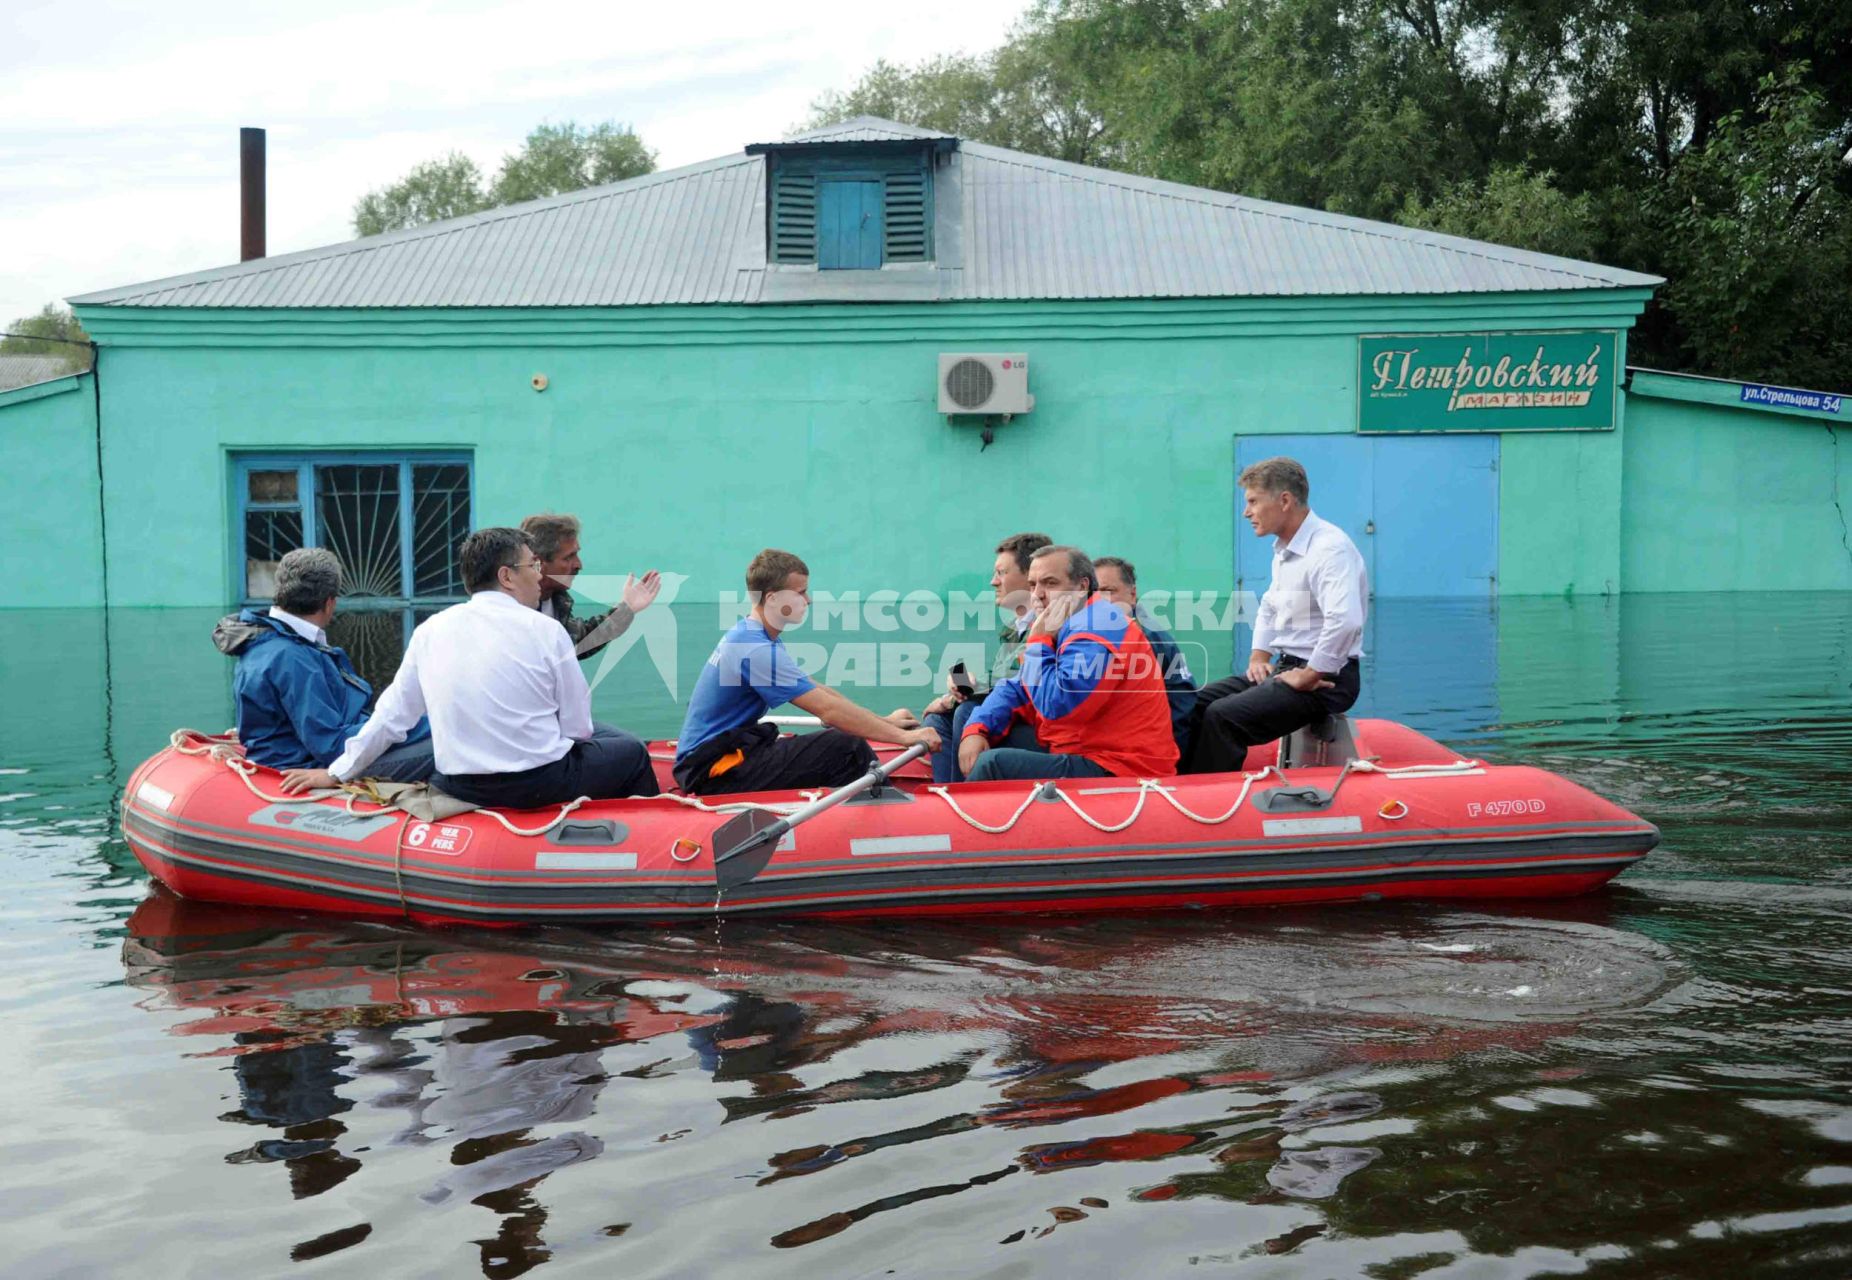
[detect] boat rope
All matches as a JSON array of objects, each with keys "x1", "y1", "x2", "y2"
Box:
[
  {"x1": 169, "y1": 729, "x2": 304, "y2": 804},
  {"x1": 926, "y1": 767, "x2": 1283, "y2": 835},
  {"x1": 1304, "y1": 757, "x2": 1480, "y2": 812},
  {"x1": 168, "y1": 727, "x2": 594, "y2": 834},
  {"x1": 392, "y1": 813, "x2": 415, "y2": 919},
  {"x1": 923, "y1": 782, "x2": 1043, "y2": 834},
  {"x1": 472, "y1": 797, "x2": 591, "y2": 837},
  {"x1": 1348, "y1": 760, "x2": 1482, "y2": 777},
  {"x1": 164, "y1": 728, "x2": 811, "y2": 836},
  {"x1": 166, "y1": 729, "x2": 1480, "y2": 842},
  {"x1": 923, "y1": 757, "x2": 1481, "y2": 835}
]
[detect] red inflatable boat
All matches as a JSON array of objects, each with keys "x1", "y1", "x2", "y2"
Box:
[{"x1": 122, "y1": 719, "x2": 1657, "y2": 927}]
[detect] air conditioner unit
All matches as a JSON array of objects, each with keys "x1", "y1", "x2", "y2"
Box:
[{"x1": 938, "y1": 353, "x2": 1034, "y2": 415}]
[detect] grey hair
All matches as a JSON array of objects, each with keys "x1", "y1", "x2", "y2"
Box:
[
  {"x1": 1238, "y1": 456, "x2": 1310, "y2": 505},
  {"x1": 519, "y1": 512, "x2": 581, "y2": 561},
  {"x1": 274, "y1": 547, "x2": 343, "y2": 615},
  {"x1": 1031, "y1": 543, "x2": 1098, "y2": 595}
]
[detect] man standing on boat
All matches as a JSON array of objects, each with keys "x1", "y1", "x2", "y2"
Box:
[
  {"x1": 919, "y1": 531, "x2": 1051, "y2": 782},
  {"x1": 674, "y1": 548, "x2": 939, "y2": 795},
  {"x1": 1183, "y1": 457, "x2": 1367, "y2": 774},
  {"x1": 279, "y1": 527, "x2": 659, "y2": 806},
  {"x1": 957, "y1": 545, "x2": 1178, "y2": 781},
  {"x1": 520, "y1": 512, "x2": 662, "y2": 660}
]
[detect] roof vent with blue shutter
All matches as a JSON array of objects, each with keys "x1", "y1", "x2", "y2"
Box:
[{"x1": 748, "y1": 136, "x2": 957, "y2": 269}]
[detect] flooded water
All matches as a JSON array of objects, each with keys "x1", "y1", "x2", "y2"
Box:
[{"x1": 4, "y1": 595, "x2": 1852, "y2": 1277}]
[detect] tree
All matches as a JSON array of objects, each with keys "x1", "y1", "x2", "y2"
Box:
[
  {"x1": 353, "y1": 122, "x2": 656, "y2": 237},
  {"x1": 802, "y1": 38, "x2": 1113, "y2": 164},
  {"x1": 1398, "y1": 166, "x2": 1600, "y2": 263},
  {"x1": 806, "y1": 0, "x2": 1852, "y2": 386},
  {"x1": 489, "y1": 122, "x2": 657, "y2": 206},
  {"x1": 0, "y1": 303, "x2": 92, "y2": 374},
  {"x1": 1649, "y1": 67, "x2": 1852, "y2": 388},
  {"x1": 353, "y1": 154, "x2": 490, "y2": 237},
  {"x1": 808, "y1": 54, "x2": 1016, "y2": 141}
]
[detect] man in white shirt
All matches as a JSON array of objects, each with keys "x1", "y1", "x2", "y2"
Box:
[
  {"x1": 280, "y1": 527, "x2": 658, "y2": 808},
  {"x1": 1182, "y1": 457, "x2": 1368, "y2": 774}
]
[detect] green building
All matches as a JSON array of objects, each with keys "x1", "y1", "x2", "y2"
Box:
[{"x1": 4, "y1": 117, "x2": 1847, "y2": 619}]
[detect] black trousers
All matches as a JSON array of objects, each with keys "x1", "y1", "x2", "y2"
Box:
[
  {"x1": 687, "y1": 729, "x2": 876, "y2": 796},
  {"x1": 433, "y1": 724, "x2": 660, "y2": 809},
  {"x1": 1182, "y1": 657, "x2": 1361, "y2": 775}
]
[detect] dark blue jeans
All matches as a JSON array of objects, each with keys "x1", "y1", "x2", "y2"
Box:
[
  {"x1": 966, "y1": 748, "x2": 1111, "y2": 782},
  {"x1": 926, "y1": 699, "x2": 1043, "y2": 782},
  {"x1": 364, "y1": 737, "x2": 437, "y2": 784}
]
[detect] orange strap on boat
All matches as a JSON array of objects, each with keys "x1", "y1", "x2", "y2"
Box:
[{"x1": 1379, "y1": 799, "x2": 1409, "y2": 821}]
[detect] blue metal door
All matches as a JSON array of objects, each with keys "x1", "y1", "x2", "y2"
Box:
[
  {"x1": 818, "y1": 180, "x2": 883, "y2": 269},
  {"x1": 1234, "y1": 433, "x2": 1499, "y2": 598},
  {"x1": 1370, "y1": 434, "x2": 1498, "y2": 597}
]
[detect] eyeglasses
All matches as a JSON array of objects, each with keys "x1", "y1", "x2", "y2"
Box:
[{"x1": 506, "y1": 558, "x2": 545, "y2": 574}]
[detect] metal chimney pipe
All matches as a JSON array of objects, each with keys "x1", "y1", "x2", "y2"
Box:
[{"x1": 240, "y1": 127, "x2": 266, "y2": 262}]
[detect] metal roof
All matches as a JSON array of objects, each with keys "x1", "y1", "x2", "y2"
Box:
[
  {"x1": 771, "y1": 120, "x2": 956, "y2": 144},
  {"x1": 71, "y1": 117, "x2": 1660, "y2": 309}
]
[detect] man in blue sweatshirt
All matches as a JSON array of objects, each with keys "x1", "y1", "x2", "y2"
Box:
[
  {"x1": 1094, "y1": 556, "x2": 1198, "y2": 756},
  {"x1": 211, "y1": 548, "x2": 434, "y2": 781}
]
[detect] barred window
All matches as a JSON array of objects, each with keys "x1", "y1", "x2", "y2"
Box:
[{"x1": 234, "y1": 454, "x2": 473, "y2": 606}]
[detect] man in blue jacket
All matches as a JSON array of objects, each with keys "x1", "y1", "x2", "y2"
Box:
[
  {"x1": 956, "y1": 546, "x2": 1178, "y2": 782},
  {"x1": 212, "y1": 547, "x2": 434, "y2": 780},
  {"x1": 1094, "y1": 556, "x2": 1198, "y2": 757}
]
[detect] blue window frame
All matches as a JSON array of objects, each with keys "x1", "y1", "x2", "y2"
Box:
[
  {"x1": 233, "y1": 452, "x2": 474, "y2": 608},
  {"x1": 818, "y1": 179, "x2": 884, "y2": 269}
]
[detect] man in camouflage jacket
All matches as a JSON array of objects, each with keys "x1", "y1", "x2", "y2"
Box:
[{"x1": 521, "y1": 513, "x2": 662, "y2": 660}]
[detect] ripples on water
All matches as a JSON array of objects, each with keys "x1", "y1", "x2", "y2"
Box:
[{"x1": 3, "y1": 595, "x2": 1852, "y2": 1277}]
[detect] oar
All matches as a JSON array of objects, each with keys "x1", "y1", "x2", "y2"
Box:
[{"x1": 709, "y1": 743, "x2": 930, "y2": 892}]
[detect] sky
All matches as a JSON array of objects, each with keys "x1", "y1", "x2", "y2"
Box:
[{"x1": 0, "y1": 0, "x2": 1026, "y2": 327}]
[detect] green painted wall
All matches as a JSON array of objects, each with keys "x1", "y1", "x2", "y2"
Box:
[
  {"x1": 0, "y1": 374, "x2": 104, "y2": 608},
  {"x1": 1621, "y1": 372, "x2": 1852, "y2": 592},
  {"x1": 1499, "y1": 427, "x2": 1626, "y2": 596},
  {"x1": 48, "y1": 293, "x2": 1648, "y2": 612}
]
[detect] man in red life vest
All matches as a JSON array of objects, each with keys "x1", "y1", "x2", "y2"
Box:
[{"x1": 956, "y1": 545, "x2": 1178, "y2": 782}]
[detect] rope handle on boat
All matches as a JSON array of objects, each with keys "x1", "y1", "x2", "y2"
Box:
[
  {"x1": 467, "y1": 787, "x2": 818, "y2": 834},
  {"x1": 927, "y1": 767, "x2": 1285, "y2": 835},
  {"x1": 167, "y1": 727, "x2": 819, "y2": 841},
  {"x1": 925, "y1": 757, "x2": 1480, "y2": 835},
  {"x1": 168, "y1": 728, "x2": 1478, "y2": 841},
  {"x1": 1349, "y1": 759, "x2": 1482, "y2": 776},
  {"x1": 168, "y1": 727, "x2": 593, "y2": 835}
]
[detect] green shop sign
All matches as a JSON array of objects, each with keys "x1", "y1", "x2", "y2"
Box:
[{"x1": 1358, "y1": 331, "x2": 1619, "y2": 433}]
